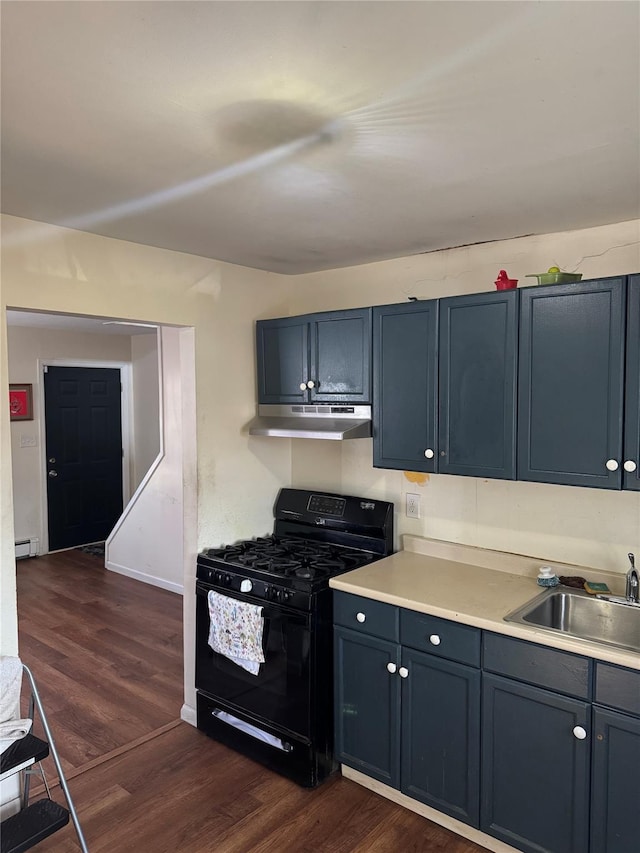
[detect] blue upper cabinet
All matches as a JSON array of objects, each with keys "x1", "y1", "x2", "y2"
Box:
[
  {"x1": 623, "y1": 275, "x2": 640, "y2": 491},
  {"x1": 372, "y1": 301, "x2": 438, "y2": 472},
  {"x1": 373, "y1": 292, "x2": 517, "y2": 478},
  {"x1": 256, "y1": 308, "x2": 371, "y2": 405},
  {"x1": 438, "y1": 290, "x2": 518, "y2": 480},
  {"x1": 310, "y1": 309, "x2": 372, "y2": 404},
  {"x1": 518, "y1": 277, "x2": 627, "y2": 489},
  {"x1": 256, "y1": 315, "x2": 310, "y2": 404}
]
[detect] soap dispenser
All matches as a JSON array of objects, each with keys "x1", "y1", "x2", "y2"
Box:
[{"x1": 537, "y1": 566, "x2": 559, "y2": 588}]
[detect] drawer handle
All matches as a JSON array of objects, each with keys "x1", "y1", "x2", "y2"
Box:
[
  {"x1": 573, "y1": 726, "x2": 587, "y2": 740},
  {"x1": 398, "y1": 667, "x2": 409, "y2": 678},
  {"x1": 429, "y1": 634, "x2": 441, "y2": 646},
  {"x1": 356, "y1": 612, "x2": 366, "y2": 623},
  {"x1": 386, "y1": 662, "x2": 397, "y2": 674}
]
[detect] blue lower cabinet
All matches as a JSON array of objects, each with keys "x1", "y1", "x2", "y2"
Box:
[
  {"x1": 334, "y1": 626, "x2": 401, "y2": 787},
  {"x1": 481, "y1": 674, "x2": 590, "y2": 853},
  {"x1": 401, "y1": 648, "x2": 480, "y2": 826},
  {"x1": 334, "y1": 600, "x2": 481, "y2": 828},
  {"x1": 590, "y1": 706, "x2": 640, "y2": 853}
]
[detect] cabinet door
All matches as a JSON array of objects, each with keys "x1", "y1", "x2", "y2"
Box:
[
  {"x1": 334, "y1": 627, "x2": 401, "y2": 788},
  {"x1": 372, "y1": 301, "x2": 438, "y2": 471},
  {"x1": 401, "y1": 648, "x2": 480, "y2": 827},
  {"x1": 439, "y1": 290, "x2": 518, "y2": 479},
  {"x1": 590, "y1": 706, "x2": 640, "y2": 853},
  {"x1": 309, "y1": 309, "x2": 371, "y2": 403},
  {"x1": 623, "y1": 275, "x2": 640, "y2": 490},
  {"x1": 481, "y1": 674, "x2": 590, "y2": 853},
  {"x1": 518, "y1": 277, "x2": 626, "y2": 488},
  {"x1": 256, "y1": 316, "x2": 310, "y2": 404}
]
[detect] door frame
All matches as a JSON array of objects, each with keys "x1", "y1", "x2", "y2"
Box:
[{"x1": 38, "y1": 358, "x2": 133, "y2": 554}]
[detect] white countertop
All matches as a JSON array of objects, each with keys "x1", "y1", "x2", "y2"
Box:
[{"x1": 330, "y1": 539, "x2": 640, "y2": 671}]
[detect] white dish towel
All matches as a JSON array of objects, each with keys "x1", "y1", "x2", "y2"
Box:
[
  {"x1": 0, "y1": 656, "x2": 32, "y2": 754},
  {"x1": 207, "y1": 591, "x2": 265, "y2": 675}
]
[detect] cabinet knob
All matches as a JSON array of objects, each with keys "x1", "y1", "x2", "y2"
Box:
[
  {"x1": 307, "y1": 380, "x2": 316, "y2": 389},
  {"x1": 605, "y1": 459, "x2": 619, "y2": 472},
  {"x1": 398, "y1": 666, "x2": 409, "y2": 679},
  {"x1": 299, "y1": 382, "x2": 308, "y2": 391},
  {"x1": 624, "y1": 459, "x2": 637, "y2": 473},
  {"x1": 386, "y1": 662, "x2": 397, "y2": 674},
  {"x1": 429, "y1": 634, "x2": 441, "y2": 646},
  {"x1": 572, "y1": 726, "x2": 587, "y2": 740},
  {"x1": 424, "y1": 449, "x2": 434, "y2": 459},
  {"x1": 356, "y1": 612, "x2": 366, "y2": 623}
]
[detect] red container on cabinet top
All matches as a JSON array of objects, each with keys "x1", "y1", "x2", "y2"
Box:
[{"x1": 495, "y1": 270, "x2": 518, "y2": 290}]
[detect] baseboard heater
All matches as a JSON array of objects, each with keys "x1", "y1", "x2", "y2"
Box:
[{"x1": 15, "y1": 538, "x2": 39, "y2": 559}]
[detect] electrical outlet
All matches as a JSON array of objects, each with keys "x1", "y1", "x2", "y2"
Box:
[{"x1": 406, "y1": 493, "x2": 421, "y2": 519}]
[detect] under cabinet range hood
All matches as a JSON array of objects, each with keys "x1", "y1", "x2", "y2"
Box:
[{"x1": 248, "y1": 404, "x2": 372, "y2": 440}]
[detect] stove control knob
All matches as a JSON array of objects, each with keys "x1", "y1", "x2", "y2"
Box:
[
  {"x1": 224, "y1": 574, "x2": 232, "y2": 586},
  {"x1": 240, "y1": 579, "x2": 253, "y2": 593}
]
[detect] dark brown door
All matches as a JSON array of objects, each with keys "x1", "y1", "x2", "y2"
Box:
[{"x1": 44, "y1": 366, "x2": 123, "y2": 551}]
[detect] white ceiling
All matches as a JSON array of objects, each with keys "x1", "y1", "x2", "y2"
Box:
[{"x1": 2, "y1": 1, "x2": 639, "y2": 275}]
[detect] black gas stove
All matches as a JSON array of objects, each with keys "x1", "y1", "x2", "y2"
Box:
[{"x1": 195, "y1": 487, "x2": 394, "y2": 787}]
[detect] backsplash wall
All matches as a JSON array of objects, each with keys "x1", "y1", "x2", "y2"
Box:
[{"x1": 290, "y1": 220, "x2": 640, "y2": 575}]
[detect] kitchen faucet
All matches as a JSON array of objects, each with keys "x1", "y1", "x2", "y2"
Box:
[{"x1": 626, "y1": 552, "x2": 639, "y2": 604}]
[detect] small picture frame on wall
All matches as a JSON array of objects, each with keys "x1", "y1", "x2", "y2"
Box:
[{"x1": 9, "y1": 383, "x2": 33, "y2": 421}]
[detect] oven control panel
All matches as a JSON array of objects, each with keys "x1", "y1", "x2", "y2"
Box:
[
  {"x1": 197, "y1": 564, "x2": 308, "y2": 610},
  {"x1": 307, "y1": 494, "x2": 346, "y2": 517}
]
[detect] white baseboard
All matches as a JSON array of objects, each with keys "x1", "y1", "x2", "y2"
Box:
[
  {"x1": 180, "y1": 703, "x2": 197, "y2": 727},
  {"x1": 105, "y1": 560, "x2": 184, "y2": 595}
]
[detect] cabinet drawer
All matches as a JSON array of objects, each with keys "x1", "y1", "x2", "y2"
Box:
[
  {"x1": 594, "y1": 663, "x2": 640, "y2": 716},
  {"x1": 483, "y1": 633, "x2": 591, "y2": 699},
  {"x1": 401, "y1": 610, "x2": 480, "y2": 666},
  {"x1": 333, "y1": 592, "x2": 399, "y2": 642}
]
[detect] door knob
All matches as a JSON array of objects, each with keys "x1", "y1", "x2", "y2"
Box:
[
  {"x1": 605, "y1": 459, "x2": 619, "y2": 471},
  {"x1": 307, "y1": 380, "x2": 316, "y2": 389},
  {"x1": 299, "y1": 382, "x2": 307, "y2": 391},
  {"x1": 398, "y1": 667, "x2": 409, "y2": 678},
  {"x1": 356, "y1": 612, "x2": 366, "y2": 623},
  {"x1": 48, "y1": 470, "x2": 58, "y2": 478},
  {"x1": 48, "y1": 457, "x2": 56, "y2": 464},
  {"x1": 424, "y1": 449, "x2": 434, "y2": 459},
  {"x1": 386, "y1": 662, "x2": 397, "y2": 674},
  {"x1": 624, "y1": 460, "x2": 637, "y2": 473},
  {"x1": 429, "y1": 634, "x2": 441, "y2": 646},
  {"x1": 572, "y1": 726, "x2": 587, "y2": 740}
]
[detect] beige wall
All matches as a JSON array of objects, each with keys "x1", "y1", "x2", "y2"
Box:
[
  {"x1": 288, "y1": 219, "x2": 640, "y2": 575},
  {"x1": 1, "y1": 214, "x2": 294, "y2": 658},
  {"x1": 131, "y1": 333, "x2": 160, "y2": 490},
  {"x1": 6, "y1": 325, "x2": 134, "y2": 544}
]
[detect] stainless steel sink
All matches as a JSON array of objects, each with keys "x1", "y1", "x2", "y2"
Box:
[{"x1": 504, "y1": 588, "x2": 640, "y2": 653}]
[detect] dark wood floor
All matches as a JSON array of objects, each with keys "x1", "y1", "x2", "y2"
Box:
[
  {"x1": 16, "y1": 550, "x2": 183, "y2": 776},
  {"x1": 15, "y1": 552, "x2": 486, "y2": 852}
]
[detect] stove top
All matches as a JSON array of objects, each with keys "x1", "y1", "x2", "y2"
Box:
[
  {"x1": 202, "y1": 535, "x2": 375, "y2": 584},
  {"x1": 197, "y1": 488, "x2": 394, "y2": 606}
]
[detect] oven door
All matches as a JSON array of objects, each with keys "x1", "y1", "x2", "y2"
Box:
[{"x1": 196, "y1": 583, "x2": 312, "y2": 739}]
